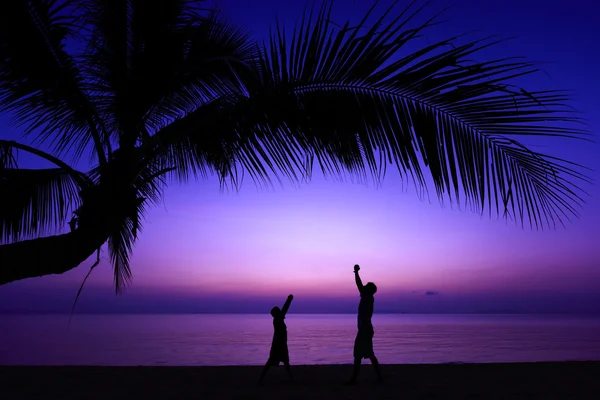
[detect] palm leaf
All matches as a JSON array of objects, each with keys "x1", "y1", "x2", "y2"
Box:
[
  {"x1": 106, "y1": 195, "x2": 148, "y2": 293},
  {"x1": 86, "y1": 152, "x2": 168, "y2": 293},
  {"x1": 257, "y1": 1, "x2": 591, "y2": 228},
  {"x1": 0, "y1": 139, "x2": 94, "y2": 188},
  {"x1": 0, "y1": 0, "x2": 108, "y2": 164},
  {"x1": 269, "y1": 2, "x2": 590, "y2": 228},
  {"x1": 0, "y1": 167, "x2": 81, "y2": 243},
  {"x1": 0, "y1": 140, "x2": 93, "y2": 243},
  {"x1": 142, "y1": 8, "x2": 258, "y2": 133},
  {"x1": 145, "y1": 96, "x2": 248, "y2": 190},
  {"x1": 0, "y1": 140, "x2": 18, "y2": 169},
  {"x1": 105, "y1": 161, "x2": 179, "y2": 293},
  {"x1": 152, "y1": 0, "x2": 590, "y2": 229},
  {"x1": 81, "y1": 0, "x2": 255, "y2": 150}
]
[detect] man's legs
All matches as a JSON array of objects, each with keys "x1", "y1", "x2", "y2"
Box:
[
  {"x1": 346, "y1": 327, "x2": 367, "y2": 385},
  {"x1": 345, "y1": 357, "x2": 362, "y2": 385},
  {"x1": 257, "y1": 360, "x2": 272, "y2": 384},
  {"x1": 369, "y1": 355, "x2": 383, "y2": 382},
  {"x1": 283, "y1": 361, "x2": 295, "y2": 382}
]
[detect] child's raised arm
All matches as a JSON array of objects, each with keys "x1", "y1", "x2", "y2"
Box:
[{"x1": 281, "y1": 294, "x2": 294, "y2": 317}]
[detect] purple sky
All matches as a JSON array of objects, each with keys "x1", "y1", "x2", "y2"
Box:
[{"x1": 1, "y1": 0, "x2": 599, "y2": 314}]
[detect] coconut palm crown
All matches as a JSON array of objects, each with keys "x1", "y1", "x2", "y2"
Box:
[{"x1": 0, "y1": 0, "x2": 590, "y2": 292}]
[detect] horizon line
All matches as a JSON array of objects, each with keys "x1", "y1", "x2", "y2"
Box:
[{"x1": 2, "y1": 311, "x2": 600, "y2": 316}]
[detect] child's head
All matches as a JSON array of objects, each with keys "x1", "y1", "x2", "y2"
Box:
[
  {"x1": 365, "y1": 282, "x2": 377, "y2": 295},
  {"x1": 270, "y1": 306, "x2": 282, "y2": 318}
]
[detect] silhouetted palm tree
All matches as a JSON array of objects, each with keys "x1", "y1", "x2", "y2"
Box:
[{"x1": 0, "y1": 0, "x2": 590, "y2": 291}]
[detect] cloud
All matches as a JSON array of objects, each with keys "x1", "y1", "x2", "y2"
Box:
[{"x1": 424, "y1": 291, "x2": 439, "y2": 296}]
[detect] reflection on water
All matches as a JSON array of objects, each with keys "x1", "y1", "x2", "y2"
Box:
[{"x1": 1, "y1": 314, "x2": 599, "y2": 366}]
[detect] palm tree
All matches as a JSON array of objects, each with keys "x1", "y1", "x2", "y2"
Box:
[{"x1": 0, "y1": 0, "x2": 590, "y2": 292}]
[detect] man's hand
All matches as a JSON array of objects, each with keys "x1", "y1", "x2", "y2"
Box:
[
  {"x1": 288, "y1": 294, "x2": 294, "y2": 300},
  {"x1": 354, "y1": 264, "x2": 360, "y2": 273}
]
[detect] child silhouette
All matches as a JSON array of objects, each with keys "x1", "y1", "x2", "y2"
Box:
[{"x1": 258, "y1": 294, "x2": 294, "y2": 384}]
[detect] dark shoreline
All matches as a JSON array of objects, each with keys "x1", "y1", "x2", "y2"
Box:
[{"x1": 2, "y1": 361, "x2": 600, "y2": 399}]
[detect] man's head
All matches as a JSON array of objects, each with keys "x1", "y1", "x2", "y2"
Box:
[
  {"x1": 270, "y1": 306, "x2": 282, "y2": 318},
  {"x1": 364, "y1": 282, "x2": 377, "y2": 296}
]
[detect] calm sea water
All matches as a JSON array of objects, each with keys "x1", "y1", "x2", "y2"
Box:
[{"x1": 1, "y1": 314, "x2": 599, "y2": 366}]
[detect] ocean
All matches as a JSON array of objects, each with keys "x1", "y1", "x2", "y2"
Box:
[{"x1": 1, "y1": 314, "x2": 599, "y2": 366}]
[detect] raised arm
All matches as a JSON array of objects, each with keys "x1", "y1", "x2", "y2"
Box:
[
  {"x1": 281, "y1": 294, "x2": 293, "y2": 317},
  {"x1": 354, "y1": 264, "x2": 364, "y2": 292}
]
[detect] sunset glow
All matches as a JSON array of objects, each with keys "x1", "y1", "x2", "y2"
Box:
[{"x1": 1, "y1": 0, "x2": 599, "y2": 315}]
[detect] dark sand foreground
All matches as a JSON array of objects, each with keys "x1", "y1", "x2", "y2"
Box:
[{"x1": 2, "y1": 362, "x2": 599, "y2": 399}]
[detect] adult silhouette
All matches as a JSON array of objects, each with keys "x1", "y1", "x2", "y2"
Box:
[
  {"x1": 346, "y1": 264, "x2": 383, "y2": 384},
  {"x1": 258, "y1": 294, "x2": 295, "y2": 384}
]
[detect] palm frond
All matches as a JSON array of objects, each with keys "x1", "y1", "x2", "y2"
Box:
[
  {"x1": 86, "y1": 150, "x2": 166, "y2": 293},
  {"x1": 106, "y1": 195, "x2": 147, "y2": 293},
  {"x1": 0, "y1": 140, "x2": 93, "y2": 243},
  {"x1": 142, "y1": 8, "x2": 258, "y2": 132},
  {"x1": 0, "y1": 139, "x2": 94, "y2": 188},
  {"x1": 81, "y1": 0, "x2": 255, "y2": 150},
  {"x1": 253, "y1": 0, "x2": 590, "y2": 229},
  {"x1": 145, "y1": 97, "x2": 247, "y2": 190},
  {"x1": 154, "y1": 0, "x2": 589, "y2": 229},
  {"x1": 0, "y1": 0, "x2": 108, "y2": 164},
  {"x1": 0, "y1": 140, "x2": 18, "y2": 169},
  {"x1": 0, "y1": 167, "x2": 82, "y2": 243}
]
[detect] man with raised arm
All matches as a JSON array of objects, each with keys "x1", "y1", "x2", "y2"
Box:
[{"x1": 346, "y1": 264, "x2": 383, "y2": 385}]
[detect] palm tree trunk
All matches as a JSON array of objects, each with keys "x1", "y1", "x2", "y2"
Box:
[{"x1": 0, "y1": 229, "x2": 108, "y2": 285}]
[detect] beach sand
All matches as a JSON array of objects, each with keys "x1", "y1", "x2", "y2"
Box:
[{"x1": 1, "y1": 362, "x2": 599, "y2": 399}]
